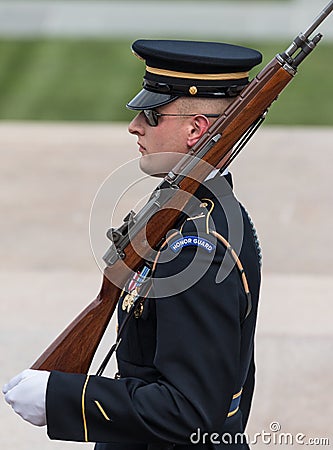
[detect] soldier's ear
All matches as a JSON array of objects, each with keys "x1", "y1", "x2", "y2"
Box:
[{"x1": 186, "y1": 115, "x2": 211, "y2": 148}]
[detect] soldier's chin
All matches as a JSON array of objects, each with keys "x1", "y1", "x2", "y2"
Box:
[{"x1": 139, "y1": 153, "x2": 183, "y2": 178}]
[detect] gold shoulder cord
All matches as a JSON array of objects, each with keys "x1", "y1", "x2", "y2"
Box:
[
  {"x1": 210, "y1": 230, "x2": 252, "y2": 320},
  {"x1": 202, "y1": 198, "x2": 252, "y2": 320}
]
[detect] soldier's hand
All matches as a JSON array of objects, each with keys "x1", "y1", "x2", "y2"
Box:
[{"x1": 2, "y1": 369, "x2": 50, "y2": 426}]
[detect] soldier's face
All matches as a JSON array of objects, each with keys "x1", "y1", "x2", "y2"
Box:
[{"x1": 128, "y1": 102, "x2": 193, "y2": 177}]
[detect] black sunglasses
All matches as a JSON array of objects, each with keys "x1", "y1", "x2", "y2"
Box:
[{"x1": 142, "y1": 109, "x2": 220, "y2": 127}]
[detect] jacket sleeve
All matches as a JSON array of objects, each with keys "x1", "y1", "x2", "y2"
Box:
[
  {"x1": 239, "y1": 350, "x2": 255, "y2": 429},
  {"x1": 46, "y1": 235, "x2": 244, "y2": 444}
]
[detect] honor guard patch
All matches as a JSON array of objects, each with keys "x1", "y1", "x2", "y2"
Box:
[{"x1": 169, "y1": 235, "x2": 216, "y2": 253}]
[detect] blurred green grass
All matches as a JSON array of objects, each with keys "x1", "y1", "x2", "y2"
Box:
[{"x1": 0, "y1": 38, "x2": 331, "y2": 125}]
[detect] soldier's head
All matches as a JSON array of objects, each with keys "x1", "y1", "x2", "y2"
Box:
[{"x1": 127, "y1": 39, "x2": 262, "y2": 177}]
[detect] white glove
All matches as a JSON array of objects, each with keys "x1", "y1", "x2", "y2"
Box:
[{"x1": 2, "y1": 369, "x2": 50, "y2": 426}]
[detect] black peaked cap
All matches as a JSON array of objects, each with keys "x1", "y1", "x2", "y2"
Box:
[{"x1": 127, "y1": 39, "x2": 262, "y2": 110}]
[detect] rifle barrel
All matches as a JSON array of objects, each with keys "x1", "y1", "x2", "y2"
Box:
[
  {"x1": 303, "y1": 0, "x2": 333, "y2": 39},
  {"x1": 285, "y1": 1, "x2": 333, "y2": 58}
]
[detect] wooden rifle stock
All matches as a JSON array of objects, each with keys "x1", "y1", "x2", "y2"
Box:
[
  {"x1": 31, "y1": 275, "x2": 121, "y2": 373},
  {"x1": 31, "y1": 1, "x2": 333, "y2": 374}
]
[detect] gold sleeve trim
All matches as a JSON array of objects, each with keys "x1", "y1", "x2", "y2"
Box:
[
  {"x1": 227, "y1": 406, "x2": 239, "y2": 417},
  {"x1": 82, "y1": 375, "x2": 90, "y2": 442},
  {"x1": 227, "y1": 388, "x2": 243, "y2": 417},
  {"x1": 94, "y1": 400, "x2": 111, "y2": 421},
  {"x1": 146, "y1": 65, "x2": 249, "y2": 81},
  {"x1": 233, "y1": 388, "x2": 243, "y2": 399}
]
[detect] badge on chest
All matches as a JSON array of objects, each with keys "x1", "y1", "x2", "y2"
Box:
[{"x1": 120, "y1": 265, "x2": 151, "y2": 316}]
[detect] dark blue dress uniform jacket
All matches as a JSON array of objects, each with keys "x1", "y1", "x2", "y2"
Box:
[{"x1": 46, "y1": 173, "x2": 261, "y2": 449}]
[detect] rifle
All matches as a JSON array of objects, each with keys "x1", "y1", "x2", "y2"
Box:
[{"x1": 31, "y1": 1, "x2": 333, "y2": 374}]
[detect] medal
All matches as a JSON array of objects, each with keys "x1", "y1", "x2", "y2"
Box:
[
  {"x1": 122, "y1": 288, "x2": 139, "y2": 313},
  {"x1": 120, "y1": 265, "x2": 151, "y2": 314}
]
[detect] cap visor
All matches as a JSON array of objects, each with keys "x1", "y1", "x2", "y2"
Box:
[{"x1": 126, "y1": 89, "x2": 177, "y2": 110}]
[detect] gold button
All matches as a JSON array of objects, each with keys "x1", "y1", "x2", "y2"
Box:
[{"x1": 189, "y1": 86, "x2": 198, "y2": 95}]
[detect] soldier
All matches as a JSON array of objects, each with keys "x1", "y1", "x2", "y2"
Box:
[{"x1": 3, "y1": 39, "x2": 262, "y2": 449}]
